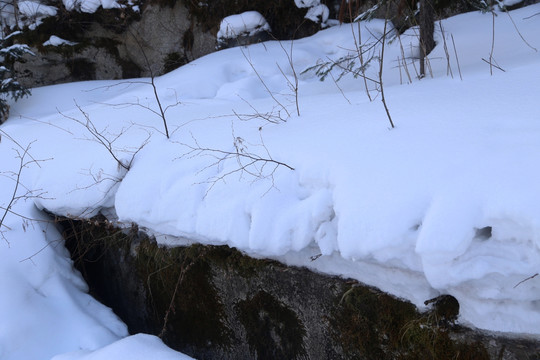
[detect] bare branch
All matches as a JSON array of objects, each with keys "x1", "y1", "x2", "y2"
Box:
[
  {"x1": 59, "y1": 104, "x2": 131, "y2": 171},
  {"x1": 59, "y1": 103, "x2": 150, "y2": 173},
  {"x1": 0, "y1": 129, "x2": 42, "y2": 167},
  {"x1": 178, "y1": 124, "x2": 294, "y2": 198},
  {"x1": 504, "y1": 6, "x2": 537, "y2": 52}
]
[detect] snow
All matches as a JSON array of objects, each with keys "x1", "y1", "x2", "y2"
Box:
[
  {"x1": 43, "y1": 35, "x2": 78, "y2": 47},
  {"x1": 295, "y1": 0, "x2": 329, "y2": 25},
  {"x1": 0, "y1": 190, "x2": 127, "y2": 360},
  {"x1": 217, "y1": 11, "x2": 271, "y2": 40},
  {"x1": 1, "y1": 3, "x2": 540, "y2": 359},
  {"x1": 63, "y1": 0, "x2": 120, "y2": 13},
  {"x1": 18, "y1": 1, "x2": 57, "y2": 17},
  {"x1": 51, "y1": 334, "x2": 193, "y2": 360},
  {"x1": 305, "y1": 4, "x2": 330, "y2": 24},
  {"x1": 3, "y1": 0, "x2": 58, "y2": 29}
]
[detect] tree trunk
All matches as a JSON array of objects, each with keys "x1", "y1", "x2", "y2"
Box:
[{"x1": 419, "y1": 0, "x2": 435, "y2": 77}]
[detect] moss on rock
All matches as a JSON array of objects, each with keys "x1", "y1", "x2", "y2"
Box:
[
  {"x1": 333, "y1": 285, "x2": 490, "y2": 359},
  {"x1": 237, "y1": 290, "x2": 307, "y2": 360},
  {"x1": 134, "y1": 239, "x2": 232, "y2": 351}
]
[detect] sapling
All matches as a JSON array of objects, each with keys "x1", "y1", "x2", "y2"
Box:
[
  {"x1": 239, "y1": 45, "x2": 290, "y2": 119},
  {"x1": 0, "y1": 32, "x2": 33, "y2": 123},
  {"x1": 0, "y1": 137, "x2": 49, "y2": 245},
  {"x1": 276, "y1": 38, "x2": 301, "y2": 116}
]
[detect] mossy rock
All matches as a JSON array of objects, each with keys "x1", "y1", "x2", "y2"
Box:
[{"x1": 57, "y1": 216, "x2": 540, "y2": 360}]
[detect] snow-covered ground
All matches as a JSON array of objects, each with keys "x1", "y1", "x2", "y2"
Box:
[{"x1": 1, "y1": 3, "x2": 540, "y2": 359}]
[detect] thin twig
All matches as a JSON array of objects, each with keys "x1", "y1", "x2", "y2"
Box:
[
  {"x1": 350, "y1": 11, "x2": 372, "y2": 101},
  {"x1": 504, "y1": 7, "x2": 537, "y2": 52},
  {"x1": 379, "y1": 5, "x2": 395, "y2": 129},
  {"x1": 481, "y1": 58, "x2": 505, "y2": 72},
  {"x1": 329, "y1": 72, "x2": 351, "y2": 104},
  {"x1": 514, "y1": 273, "x2": 538, "y2": 289},
  {"x1": 439, "y1": 21, "x2": 454, "y2": 79},
  {"x1": 451, "y1": 34, "x2": 463, "y2": 81},
  {"x1": 523, "y1": 12, "x2": 540, "y2": 20},
  {"x1": 398, "y1": 35, "x2": 412, "y2": 84},
  {"x1": 276, "y1": 38, "x2": 300, "y2": 116},
  {"x1": 489, "y1": 3, "x2": 496, "y2": 76},
  {"x1": 0, "y1": 129, "x2": 42, "y2": 167}
]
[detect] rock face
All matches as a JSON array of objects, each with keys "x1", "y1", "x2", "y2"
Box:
[
  {"x1": 11, "y1": 0, "x2": 501, "y2": 88},
  {"x1": 13, "y1": 0, "x2": 333, "y2": 87},
  {"x1": 59, "y1": 217, "x2": 540, "y2": 360},
  {"x1": 14, "y1": 2, "x2": 216, "y2": 87}
]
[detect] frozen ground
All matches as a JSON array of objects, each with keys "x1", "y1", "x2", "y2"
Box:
[{"x1": 1, "y1": 3, "x2": 540, "y2": 359}]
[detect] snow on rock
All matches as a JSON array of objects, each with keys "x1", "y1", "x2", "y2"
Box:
[
  {"x1": 43, "y1": 35, "x2": 78, "y2": 46},
  {"x1": 217, "y1": 11, "x2": 271, "y2": 41},
  {"x1": 305, "y1": 4, "x2": 330, "y2": 24},
  {"x1": 63, "y1": 0, "x2": 120, "y2": 13},
  {"x1": 18, "y1": 1, "x2": 57, "y2": 17},
  {"x1": 8, "y1": 0, "x2": 58, "y2": 28},
  {"x1": 295, "y1": 0, "x2": 329, "y2": 25}
]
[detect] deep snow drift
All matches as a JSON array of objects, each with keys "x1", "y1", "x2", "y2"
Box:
[{"x1": 1, "y1": 3, "x2": 540, "y2": 359}]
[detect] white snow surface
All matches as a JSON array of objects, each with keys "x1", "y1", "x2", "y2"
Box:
[
  {"x1": 217, "y1": 11, "x2": 271, "y2": 40},
  {"x1": 51, "y1": 334, "x2": 193, "y2": 360},
  {"x1": 1, "y1": 4, "x2": 540, "y2": 359}
]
